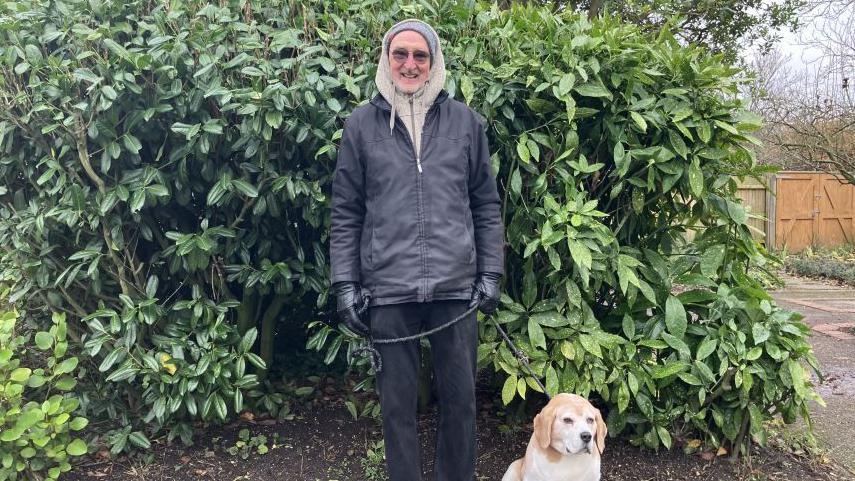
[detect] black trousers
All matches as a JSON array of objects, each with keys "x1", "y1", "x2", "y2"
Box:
[{"x1": 369, "y1": 300, "x2": 478, "y2": 481}]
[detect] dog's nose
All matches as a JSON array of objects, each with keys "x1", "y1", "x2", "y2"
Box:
[{"x1": 580, "y1": 432, "x2": 592, "y2": 443}]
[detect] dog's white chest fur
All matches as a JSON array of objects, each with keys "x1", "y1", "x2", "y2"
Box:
[{"x1": 522, "y1": 450, "x2": 601, "y2": 481}]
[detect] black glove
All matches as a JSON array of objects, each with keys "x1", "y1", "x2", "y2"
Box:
[
  {"x1": 332, "y1": 282, "x2": 370, "y2": 337},
  {"x1": 469, "y1": 272, "x2": 502, "y2": 315}
]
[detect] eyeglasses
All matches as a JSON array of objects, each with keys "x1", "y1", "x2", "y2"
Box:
[{"x1": 391, "y1": 48, "x2": 430, "y2": 65}]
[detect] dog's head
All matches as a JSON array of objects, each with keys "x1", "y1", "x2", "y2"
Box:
[{"x1": 533, "y1": 393, "x2": 607, "y2": 456}]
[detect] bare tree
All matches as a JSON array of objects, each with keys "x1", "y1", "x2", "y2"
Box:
[{"x1": 751, "y1": 0, "x2": 855, "y2": 184}]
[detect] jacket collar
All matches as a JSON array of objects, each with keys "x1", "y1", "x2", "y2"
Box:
[{"x1": 370, "y1": 90, "x2": 450, "y2": 113}]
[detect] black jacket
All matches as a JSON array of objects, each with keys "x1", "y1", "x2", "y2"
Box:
[{"x1": 330, "y1": 91, "x2": 504, "y2": 306}]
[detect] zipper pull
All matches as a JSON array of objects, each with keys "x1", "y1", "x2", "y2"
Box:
[{"x1": 416, "y1": 155, "x2": 422, "y2": 173}]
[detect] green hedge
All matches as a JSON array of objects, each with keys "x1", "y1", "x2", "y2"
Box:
[{"x1": 0, "y1": 0, "x2": 820, "y2": 456}]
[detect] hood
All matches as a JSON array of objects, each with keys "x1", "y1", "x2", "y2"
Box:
[{"x1": 375, "y1": 19, "x2": 447, "y2": 134}]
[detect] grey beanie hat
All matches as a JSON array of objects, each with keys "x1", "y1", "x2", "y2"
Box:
[{"x1": 385, "y1": 20, "x2": 438, "y2": 59}]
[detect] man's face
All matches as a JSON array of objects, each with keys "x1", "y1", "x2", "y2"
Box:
[{"x1": 388, "y1": 30, "x2": 431, "y2": 94}]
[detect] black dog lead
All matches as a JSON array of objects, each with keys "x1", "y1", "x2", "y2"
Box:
[{"x1": 349, "y1": 305, "x2": 551, "y2": 401}]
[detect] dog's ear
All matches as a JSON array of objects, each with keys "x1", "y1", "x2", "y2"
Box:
[
  {"x1": 595, "y1": 407, "x2": 607, "y2": 455},
  {"x1": 534, "y1": 403, "x2": 555, "y2": 450}
]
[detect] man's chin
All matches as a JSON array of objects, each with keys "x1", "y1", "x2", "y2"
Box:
[{"x1": 394, "y1": 81, "x2": 425, "y2": 94}]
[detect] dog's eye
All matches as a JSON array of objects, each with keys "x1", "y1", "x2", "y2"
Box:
[
  {"x1": 586, "y1": 417, "x2": 594, "y2": 424},
  {"x1": 562, "y1": 417, "x2": 573, "y2": 424}
]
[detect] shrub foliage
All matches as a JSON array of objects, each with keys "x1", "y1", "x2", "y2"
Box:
[
  {"x1": 0, "y1": 0, "x2": 820, "y2": 455},
  {"x1": 0, "y1": 306, "x2": 88, "y2": 480}
]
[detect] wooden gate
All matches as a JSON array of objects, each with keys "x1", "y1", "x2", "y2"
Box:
[{"x1": 775, "y1": 172, "x2": 855, "y2": 251}]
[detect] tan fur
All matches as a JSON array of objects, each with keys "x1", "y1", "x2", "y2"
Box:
[{"x1": 595, "y1": 407, "x2": 607, "y2": 455}]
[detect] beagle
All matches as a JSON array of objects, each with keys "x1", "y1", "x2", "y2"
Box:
[{"x1": 502, "y1": 393, "x2": 607, "y2": 481}]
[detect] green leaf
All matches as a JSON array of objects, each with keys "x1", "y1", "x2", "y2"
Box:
[
  {"x1": 745, "y1": 346, "x2": 763, "y2": 361},
  {"x1": 10, "y1": 368, "x2": 31, "y2": 382},
  {"x1": 510, "y1": 169, "x2": 522, "y2": 195},
  {"x1": 232, "y1": 180, "x2": 259, "y2": 198},
  {"x1": 460, "y1": 74, "x2": 475, "y2": 105},
  {"x1": 516, "y1": 140, "x2": 530, "y2": 164},
  {"x1": 239, "y1": 328, "x2": 258, "y2": 353},
  {"x1": 630, "y1": 111, "x2": 647, "y2": 132},
  {"x1": 656, "y1": 426, "x2": 672, "y2": 449},
  {"x1": 752, "y1": 324, "x2": 771, "y2": 345},
  {"x1": 617, "y1": 382, "x2": 630, "y2": 412},
  {"x1": 662, "y1": 332, "x2": 691, "y2": 359},
  {"x1": 265, "y1": 111, "x2": 283, "y2": 129},
  {"x1": 213, "y1": 393, "x2": 227, "y2": 420},
  {"x1": 69, "y1": 417, "x2": 89, "y2": 431},
  {"x1": 485, "y1": 83, "x2": 503, "y2": 105},
  {"x1": 668, "y1": 130, "x2": 688, "y2": 159},
  {"x1": 560, "y1": 341, "x2": 575, "y2": 360},
  {"x1": 523, "y1": 239, "x2": 540, "y2": 258},
  {"x1": 664, "y1": 296, "x2": 687, "y2": 339},
  {"x1": 345, "y1": 401, "x2": 358, "y2": 420},
  {"x1": 622, "y1": 314, "x2": 636, "y2": 339},
  {"x1": 35, "y1": 331, "x2": 53, "y2": 350},
  {"x1": 558, "y1": 72, "x2": 575, "y2": 96},
  {"x1": 326, "y1": 98, "x2": 342, "y2": 113},
  {"x1": 99, "y1": 348, "x2": 124, "y2": 372},
  {"x1": 245, "y1": 352, "x2": 266, "y2": 370},
  {"x1": 530, "y1": 311, "x2": 568, "y2": 328},
  {"x1": 128, "y1": 432, "x2": 151, "y2": 449},
  {"x1": 700, "y1": 245, "x2": 726, "y2": 277},
  {"x1": 695, "y1": 338, "x2": 718, "y2": 361},
  {"x1": 16, "y1": 409, "x2": 44, "y2": 429},
  {"x1": 54, "y1": 377, "x2": 77, "y2": 390},
  {"x1": 565, "y1": 281, "x2": 582, "y2": 308},
  {"x1": 636, "y1": 392, "x2": 654, "y2": 417},
  {"x1": 528, "y1": 317, "x2": 546, "y2": 350},
  {"x1": 73, "y1": 68, "x2": 101, "y2": 84},
  {"x1": 101, "y1": 85, "x2": 117, "y2": 100},
  {"x1": 787, "y1": 359, "x2": 806, "y2": 397},
  {"x1": 726, "y1": 200, "x2": 747, "y2": 224},
  {"x1": 574, "y1": 82, "x2": 612, "y2": 100},
  {"x1": 502, "y1": 375, "x2": 517, "y2": 405},
  {"x1": 697, "y1": 122, "x2": 711, "y2": 143},
  {"x1": 567, "y1": 240, "x2": 592, "y2": 271},
  {"x1": 0, "y1": 427, "x2": 22, "y2": 442},
  {"x1": 688, "y1": 159, "x2": 703, "y2": 197},
  {"x1": 652, "y1": 361, "x2": 689, "y2": 379},
  {"x1": 545, "y1": 365, "x2": 559, "y2": 396},
  {"x1": 66, "y1": 438, "x2": 88, "y2": 456},
  {"x1": 578, "y1": 334, "x2": 602, "y2": 358}
]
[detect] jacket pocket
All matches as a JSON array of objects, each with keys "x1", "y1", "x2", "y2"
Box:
[{"x1": 464, "y1": 210, "x2": 476, "y2": 265}]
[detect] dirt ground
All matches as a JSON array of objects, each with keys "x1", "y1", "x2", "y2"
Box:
[{"x1": 66, "y1": 380, "x2": 851, "y2": 481}]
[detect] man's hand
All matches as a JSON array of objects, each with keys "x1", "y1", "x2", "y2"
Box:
[
  {"x1": 333, "y1": 282, "x2": 370, "y2": 337},
  {"x1": 469, "y1": 272, "x2": 502, "y2": 315}
]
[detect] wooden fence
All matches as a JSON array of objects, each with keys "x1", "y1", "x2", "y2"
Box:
[{"x1": 733, "y1": 171, "x2": 855, "y2": 252}]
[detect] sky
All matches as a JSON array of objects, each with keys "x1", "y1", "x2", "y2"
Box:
[{"x1": 776, "y1": 24, "x2": 824, "y2": 72}]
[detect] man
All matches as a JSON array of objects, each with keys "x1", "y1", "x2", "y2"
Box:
[{"x1": 330, "y1": 19, "x2": 504, "y2": 481}]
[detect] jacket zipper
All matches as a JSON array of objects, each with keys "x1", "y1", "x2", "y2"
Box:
[
  {"x1": 409, "y1": 97, "x2": 422, "y2": 173},
  {"x1": 394, "y1": 99, "x2": 437, "y2": 302}
]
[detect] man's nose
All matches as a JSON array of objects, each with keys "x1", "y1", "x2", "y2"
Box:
[{"x1": 580, "y1": 432, "x2": 592, "y2": 443}]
